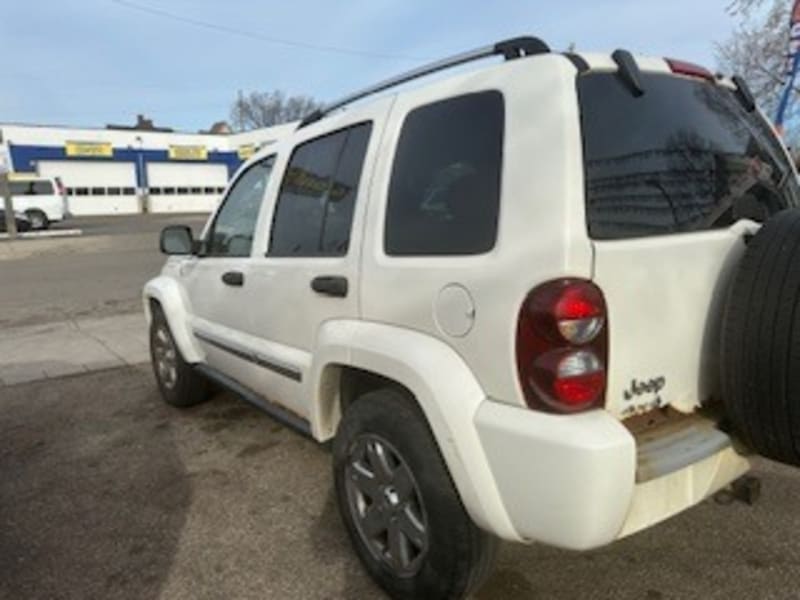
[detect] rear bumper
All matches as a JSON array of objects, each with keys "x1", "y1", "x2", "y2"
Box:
[{"x1": 474, "y1": 400, "x2": 750, "y2": 550}]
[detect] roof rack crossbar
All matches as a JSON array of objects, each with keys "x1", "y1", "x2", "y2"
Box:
[{"x1": 298, "y1": 35, "x2": 549, "y2": 128}]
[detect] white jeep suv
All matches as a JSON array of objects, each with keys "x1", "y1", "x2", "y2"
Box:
[{"x1": 144, "y1": 37, "x2": 800, "y2": 599}]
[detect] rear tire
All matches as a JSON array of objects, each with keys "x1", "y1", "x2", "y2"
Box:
[
  {"x1": 333, "y1": 388, "x2": 497, "y2": 600},
  {"x1": 149, "y1": 305, "x2": 209, "y2": 408},
  {"x1": 721, "y1": 209, "x2": 800, "y2": 466},
  {"x1": 25, "y1": 209, "x2": 49, "y2": 230}
]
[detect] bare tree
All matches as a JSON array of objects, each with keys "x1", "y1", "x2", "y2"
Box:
[
  {"x1": 716, "y1": 1, "x2": 792, "y2": 115},
  {"x1": 727, "y1": 0, "x2": 771, "y2": 14},
  {"x1": 230, "y1": 90, "x2": 323, "y2": 131}
]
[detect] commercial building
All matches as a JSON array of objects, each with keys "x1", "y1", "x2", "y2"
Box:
[{"x1": 0, "y1": 118, "x2": 293, "y2": 215}]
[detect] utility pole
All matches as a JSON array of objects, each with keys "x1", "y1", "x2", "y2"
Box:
[{"x1": 0, "y1": 147, "x2": 17, "y2": 238}]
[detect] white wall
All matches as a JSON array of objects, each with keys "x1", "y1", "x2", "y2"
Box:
[
  {"x1": 38, "y1": 161, "x2": 139, "y2": 215},
  {"x1": 147, "y1": 162, "x2": 228, "y2": 213}
]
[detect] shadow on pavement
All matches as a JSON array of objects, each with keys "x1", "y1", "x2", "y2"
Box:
[{"x1": 0, "y1": 367, "x2": 191, "y2": 600}]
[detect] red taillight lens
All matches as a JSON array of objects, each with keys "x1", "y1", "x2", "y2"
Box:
[
  {"x1": 516, "y1": 279, "x2": 608, "y2": 413},
  {"x1": 666, "y1": 58, "x2": 714, "y2": 82}
]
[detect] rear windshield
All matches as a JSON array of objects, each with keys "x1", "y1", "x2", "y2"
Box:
[{"x1": 578, "y1": 72, "x2": 800, "y2": 240}]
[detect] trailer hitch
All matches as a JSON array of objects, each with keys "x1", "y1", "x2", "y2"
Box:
[{"x1": 713, "y1": 475, "x2": 762, "y2": 506}]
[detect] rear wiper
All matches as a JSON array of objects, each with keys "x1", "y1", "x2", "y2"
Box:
[
  {"x1": 645, "y1": 178, "x2": 680, "y2": 229},
  {"x1": 732, "y1": 75, "x2": 756, "y2": 113}
]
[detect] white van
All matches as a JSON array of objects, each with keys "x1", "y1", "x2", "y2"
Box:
[{"x1": 8, "y1": 176, "x2": 68, "y2": 230}]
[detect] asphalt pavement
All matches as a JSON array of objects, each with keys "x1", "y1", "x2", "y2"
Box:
[
  {"x1": 2, "y1": 366, "x2": 800, "y2": 600},
  {"x1": 3, "y1": 215, "x2": 800, "y2": 599},
  {"x1": 0, "y1": 213, "x2": 208, "y2": 328}
]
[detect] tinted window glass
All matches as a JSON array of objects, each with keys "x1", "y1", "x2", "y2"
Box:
[
  {"x1": 579, "y1": 72, "x2": 799, "y2": 240},
  {"x1": 207, "y1": 157, "x2": 274, "y2": 257},
  {"x1": 33, "y1": 181, "x2": 54, "y2": 195},
  {"x1": 385, "y1": 92, "x2": 504, "y2": 256},
  {"x1": 269, "y1": 123, "x2": 372, "y2": 257},
  {"x1": 9, "y1": 182, "x2": 29, "y2": 196},
  {"x1": 321, "y1": 124, "x2": 372, "y2": 255}
]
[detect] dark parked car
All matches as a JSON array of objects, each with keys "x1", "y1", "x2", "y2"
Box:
[{"x1": 0, "y1": 210, "x2": 32, "y2": 233}]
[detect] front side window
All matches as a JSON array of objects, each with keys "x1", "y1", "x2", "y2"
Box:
[
  {"x1": 385, "y1": 91, "x2": 504, "y2": 256},
  {"x1": 269, "y1": 122, "x2": 372, "y2": 257},
  {"x1": 206, "y1": 157, "x2": 274, "y2": 257}
]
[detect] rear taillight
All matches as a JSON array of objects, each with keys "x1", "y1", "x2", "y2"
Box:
[
  {"x1": 665, "y1": 58, "x2": 714, "y2": 82},
  {"x1": 516, "y1": 279, "x2": 608, "y2": 413}
]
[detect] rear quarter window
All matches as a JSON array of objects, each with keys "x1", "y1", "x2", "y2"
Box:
[{"x1": 384, "y1": 91, "x2": 504, "y2": 256}]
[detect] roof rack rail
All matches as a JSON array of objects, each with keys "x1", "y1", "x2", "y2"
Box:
[{"x1": 298, "y1": 35, "x2": 550, "y2": 128}]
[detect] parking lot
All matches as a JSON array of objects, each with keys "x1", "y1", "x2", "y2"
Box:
[{"x1": 3, "y1": 215, "x2": 800, "y2": 599}]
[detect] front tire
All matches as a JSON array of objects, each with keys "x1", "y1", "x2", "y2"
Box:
[
  {"x1": 149, "y1": 306, "x2": 209, "y2": 407},
  {"x1": 25, "y1": 209, "x2": 49, "y2": 230},
  {"x1": 333, "y1": 388, "x2": 497, "y2": 600}
]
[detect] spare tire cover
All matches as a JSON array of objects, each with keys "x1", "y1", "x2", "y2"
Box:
[{"x1": 721, "y1": 209, "x2": 800, "y2": 466}]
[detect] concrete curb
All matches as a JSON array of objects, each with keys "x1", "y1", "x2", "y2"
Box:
[{"x1": 0, "y1": 228, "x2": 83, "y2": 240}]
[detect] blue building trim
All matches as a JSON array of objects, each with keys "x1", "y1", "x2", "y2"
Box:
[{"x1": 8, "y1": 143, "x2": 243, "y2": 187}]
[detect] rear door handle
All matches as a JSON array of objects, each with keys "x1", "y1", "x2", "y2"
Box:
[
  {"x1": 311, "y1": 275, "x2": 348, "y2": 297},
  {"x1": 222, "y1": 271, "x2": 244, "y2": 287}
]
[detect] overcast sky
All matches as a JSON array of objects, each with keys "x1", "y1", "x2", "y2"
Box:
[{"x1": 1, "y1": 0, "x2": 739, "y2": 132}]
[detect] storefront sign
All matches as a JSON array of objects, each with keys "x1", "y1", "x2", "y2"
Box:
[
  {"x1": 168, "y1": 145, "x2": 208, "y2": 161},
  {"x1": 65, "y1": 141, "x2": 113, "y2": 158}
]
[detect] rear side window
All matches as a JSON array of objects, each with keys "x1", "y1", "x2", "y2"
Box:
[
  {"x1": 269, "y1": 122, "x2": 372, "y2": 257},
  {"x1": 385, "y1": 91, "x2": 504, "y2": 256},
  {"x1": 579, "y1": 72, "x2": 799, "y2": 240},
  {"x1": 33, "y1": 181, "x2": 54, "y2": 195}
]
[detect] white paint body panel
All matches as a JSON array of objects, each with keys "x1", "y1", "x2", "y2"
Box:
[
  {"x1": 594, "y1": 220, "x2": 761, "y2": 418},
  {"x1": 147, "y1": 162, "x2": 228, "y2": 213}
]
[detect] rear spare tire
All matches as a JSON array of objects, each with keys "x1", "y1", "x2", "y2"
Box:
[{"x1": 721, "y1": 209, "x2": 800, "y2": 466}]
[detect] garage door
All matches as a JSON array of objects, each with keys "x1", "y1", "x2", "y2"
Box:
[
  {"x1": 38, "y1": 161, "x2": 139, "y2": 216},
  {"x1": 146, "y1": 163, "x2": 228, "y2": 213}
]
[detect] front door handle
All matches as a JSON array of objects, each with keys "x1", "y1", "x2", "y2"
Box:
[
  {"x1": 311, "y1": 275, "x2": 348, "y2": 298},
  {"x1": 222, "y1": 271, "x2": 244, "y2": 287}
]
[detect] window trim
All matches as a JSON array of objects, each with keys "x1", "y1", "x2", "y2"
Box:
[
  {"x1": 266, "y1": 120, "x2": 373, "y2": 259},
  {"x1": 201, "y1": 154, "x2": 276, "y2": 258},
  {"x1": 382, "y1": 90, "x2": 505, "y2": 258}
]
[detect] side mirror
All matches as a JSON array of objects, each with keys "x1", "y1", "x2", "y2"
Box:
[{"x1": 160, "y1": 225, "x2": 195, "y2": 255}]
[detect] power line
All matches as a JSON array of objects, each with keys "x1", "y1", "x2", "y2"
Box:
[{"x1": 110, "y1": 0, "x2": 428, "y2": 62}]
